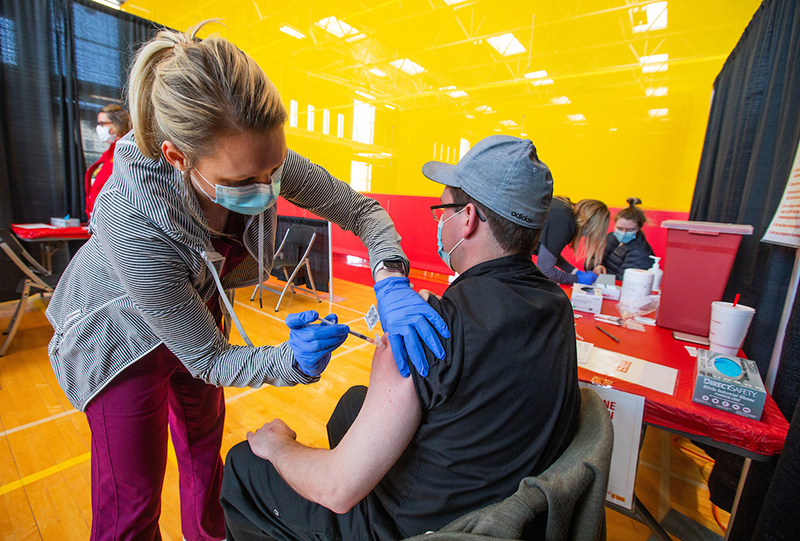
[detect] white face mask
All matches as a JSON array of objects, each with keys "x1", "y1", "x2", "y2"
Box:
[
  {"x1": 96, "y1": 124, "x2": 116, "y2": 144},
  {"x1": 437, "y1": 207, "x2": 465, "y2": 271}
]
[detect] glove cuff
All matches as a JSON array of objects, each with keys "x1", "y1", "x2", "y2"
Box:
[
  {"x1": 283, "y1": 342, "x2": 320, "y2": 385},
  {"x1": 374, "y1": 275, "x2": 410, "y2": 294}
]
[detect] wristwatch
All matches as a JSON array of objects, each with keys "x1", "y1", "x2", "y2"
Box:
[{"x1": 375, "y1": 259, "x2": 408, "y2": 277}]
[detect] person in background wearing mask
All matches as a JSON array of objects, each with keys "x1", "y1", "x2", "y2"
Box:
[
  {"x1": 220, "y1": 135, "x2": 580, "y2": 541},
  {"x1": 86, "y1": 104, "x2": 131, "y2": 218},
  {"x1": 46, "y1": 22, "x2": 448, "y2": 541},
  {"x1": 535, "y1": 196, "x2": 610, "y2": 285},
  {"x1": 596, "y1": 197, "x2": 654, "y2": 280}
]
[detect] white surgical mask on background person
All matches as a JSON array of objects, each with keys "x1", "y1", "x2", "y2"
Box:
[
  {"x1": 437, "y1": 207, "x2": 465, "y2": 270},
  {"x1": 96, "y1": 124, "x2": 116, "y2": 144},
  {"x1": 191, "y1": 164, "x2": 282, "y2": 215}
]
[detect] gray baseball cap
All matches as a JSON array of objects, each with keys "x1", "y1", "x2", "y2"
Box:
[{"x1": 422, "y1": 135, "x2": 553, "y2": 228}]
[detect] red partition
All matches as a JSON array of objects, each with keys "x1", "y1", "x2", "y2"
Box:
[{"x1": 276, "y1": 196, "x2": 688, "y2": 274}]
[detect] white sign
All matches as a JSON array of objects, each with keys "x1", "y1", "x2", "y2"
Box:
[
  {"x1": 763, "y1": 140, "x2": 800, "y2": 247},
  {"x1": 583, "y1": 347, "x2": 678, "y2": 395},
  {"x1": 580, "y1": 383, "x2": 645, "y2": 510}
]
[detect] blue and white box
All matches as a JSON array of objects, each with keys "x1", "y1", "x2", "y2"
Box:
[{"x1": 692, "y1": 350, "x2": 766, "y2": 421}]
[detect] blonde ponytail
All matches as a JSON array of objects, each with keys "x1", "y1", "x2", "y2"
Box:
[{"x1": 127, "y1": 20, "x2": 287, "y2": 163}]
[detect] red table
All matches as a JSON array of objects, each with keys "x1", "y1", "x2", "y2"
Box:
[
  {"x1": 574, "y1": 311, "x2": 788, "y2": 458},
  {"x1": 11, "y1": 223, "x2": 91, "y2": 272},
  {"x1": 567, "y1": 285, "x2": 789, "y2": 541}
]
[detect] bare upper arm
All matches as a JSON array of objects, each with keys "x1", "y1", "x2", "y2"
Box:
[{"x1": 325, "y1": 339, "x2": 421, "y2": 512}]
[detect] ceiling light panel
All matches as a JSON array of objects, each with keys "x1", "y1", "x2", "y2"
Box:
[
  {"x1": 649, "y1": 108, "x2": 669, "y2": 117},
  {"x1": 369, "y1": 68, "x2": 388, "y2": 77},
  {"x1": 500, "y1": 120, "x2": 517, "y2": 127},
  {"x1": 315, "y1": 16, "x2": 361, "y2": 39},
  {"x1": 640, "y1": 53, "x2": 669, "y2": 73},
  {"x1": 390, "y1": 58, "x2": 426, "y2": 76},
  {"x1": 531, "y1": 78, "x2": 554, "y2": 86},
  {"x1": 645, "y1": 87, "x2": 669, "y2": 97},
  {"x1": 279, "y1": 25, "x2": 306, "y2": 40},
  {"x1": 486, "y1": 33, "x2": 526, "y2": 56},
  {"x1": 551, "y1": 96, "x2": 571, "y2": 105},
  {"x1": 524, "y1": 70, "x2": 548, "y2": 79},
  {"x1": 567, "y1": 114, "x2": 586, "y2": 122},
  {"x1": 631, "y1": 2, "x2": 668, "y2": 33}
]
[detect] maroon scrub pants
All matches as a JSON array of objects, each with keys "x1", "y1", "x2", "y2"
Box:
[{"x1": 84, "y1": 344, "x2": 226, "y2": 541}]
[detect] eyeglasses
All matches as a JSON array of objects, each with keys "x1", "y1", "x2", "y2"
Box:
[{"x1": 430, "y1": 203, "x2": 486, "y2": 222}]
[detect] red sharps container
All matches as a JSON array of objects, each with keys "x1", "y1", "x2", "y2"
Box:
[{"x1": 657, "y1": 220, "x2": 753, "y2": 337}]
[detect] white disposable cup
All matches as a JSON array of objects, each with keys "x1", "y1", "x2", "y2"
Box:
[
  {"x1": 708, "y1": 301, "x2": 756, "y2": 355},
  {"x1": 620, "y1": 269, "x2": 654, "y2": 303}
]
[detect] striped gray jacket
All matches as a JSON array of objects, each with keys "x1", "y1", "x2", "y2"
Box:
[{"x1": 46, "y1": 133, "x2": 406, "y2": 411}]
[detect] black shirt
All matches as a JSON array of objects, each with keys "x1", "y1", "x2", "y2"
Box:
[
  {"x1": 539, "y1": 197, "x2": 576, "y2": 263},
  {"x1": 373, "y1": 253, "x2": 581, "y2": 538}
]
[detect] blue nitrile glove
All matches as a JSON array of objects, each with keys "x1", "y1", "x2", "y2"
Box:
[
  {"x1": 576, "y1": 270, "x2": 598, "y2": 285},
  {"x1": 374, "y1": 276, "x2": 450, "y2": 378},
  {"x1": 286, "y1": 311, "x2": 349, "y2": 377}
]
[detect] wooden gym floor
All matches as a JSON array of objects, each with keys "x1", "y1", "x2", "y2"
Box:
[{"x1": 0, "y1": 273, "x2": 729, "y2": 540}]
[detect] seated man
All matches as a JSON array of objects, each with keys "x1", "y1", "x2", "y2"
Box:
[{"x1": 221, "y1": 135, "x2": 581, "y2": 541}]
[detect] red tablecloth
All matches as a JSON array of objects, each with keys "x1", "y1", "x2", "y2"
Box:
[
  {"x1": 12, "y1": 223, "x2": 90, "y2": 240},
  {"x1": 569, "y1": 285, "x2": 789, "y2": 457}
]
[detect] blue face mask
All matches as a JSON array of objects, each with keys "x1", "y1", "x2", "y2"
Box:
[
  {"x1": 613, "y1": 230, "x2": 636, "y2": 244},
  {"x1": 193, "y1": 164, "x2": 282, "y2": 215},
  {"x1": 437, "y1": 208, "x2": 465, "y2": 271}
]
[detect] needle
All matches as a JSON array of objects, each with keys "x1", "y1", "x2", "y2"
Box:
[{"x1": 318, "y1": 317, "x2": 382, "y2": 346}]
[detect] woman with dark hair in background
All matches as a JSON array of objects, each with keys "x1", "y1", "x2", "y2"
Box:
[
  {"x1": 597, "y1": 197, "x2": 655, "y2": 280},
  {"x1": 536, "y1": 196, "x2": 610, "y2": 284},
  {"x1": 85, "y1": 104, "x2": 131, "y2": 217}
]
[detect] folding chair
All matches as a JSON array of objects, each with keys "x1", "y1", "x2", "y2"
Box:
[
  {"x1": 0, "y1": 229, "x2": 62, "y2": 356},
  {"x1": 251, "y1": 225, "x2": 321, "y2": 312}
]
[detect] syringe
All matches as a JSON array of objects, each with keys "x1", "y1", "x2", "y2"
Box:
[{"x1": 317, "y1": 317, "x2": 383, "y2": 346}]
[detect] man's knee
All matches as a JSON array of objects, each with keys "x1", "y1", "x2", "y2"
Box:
[
  {"x1": 222, "y1": 441, "x2": 257, "y2": 494},
  {"x1": 327, "y1": 385, "x2": 368, "y2": 449}
]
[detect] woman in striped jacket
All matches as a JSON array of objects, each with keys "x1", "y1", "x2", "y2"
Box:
[{"x1": 46, "y1": 22, "x2": 448, "y2": 541}]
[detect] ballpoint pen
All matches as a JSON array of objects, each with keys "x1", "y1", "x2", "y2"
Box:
[{"x1": 595, "y1": 324, "x2": 620, "y2": 343}]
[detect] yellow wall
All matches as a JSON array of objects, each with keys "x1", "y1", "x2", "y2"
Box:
[{"x1": 121, "y1": 0, "x2": 760, "y2": 212}]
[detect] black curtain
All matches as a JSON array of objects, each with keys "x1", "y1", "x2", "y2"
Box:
[
  {"x1": 0, "y1": 0, "x2": 161, "y2": 301},
  {"x1": 751, "y1": 284, "x2": 800, "y2": 541},
  {"x1": 688, "y1": 0, "x2": 800, "y2": 539}
]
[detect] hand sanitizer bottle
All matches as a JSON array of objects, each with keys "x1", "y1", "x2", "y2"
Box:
[{"x1": 649, "y1": 255, "x2": 663, "y2": 292}]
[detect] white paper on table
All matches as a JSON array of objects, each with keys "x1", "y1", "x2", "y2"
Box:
[
  {"x1": 580, "y1": 383, "x2": 645, "y2": 510},
  {"x1": 583, "y1": 347, "x2": 678, "y2": 395},
  {"x1": 13, "y1": 223, "x2": 56, "y2": 229},
  {"x1": 576, "y1": 340, "x2": 594, "y2": 365}
]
